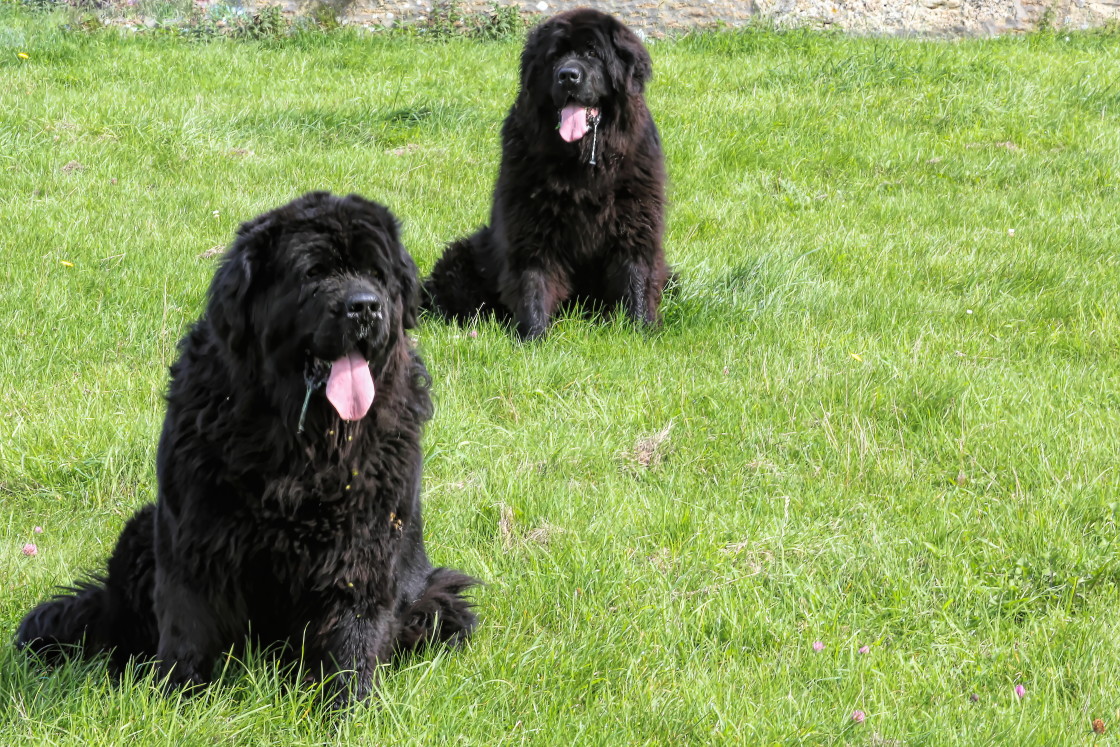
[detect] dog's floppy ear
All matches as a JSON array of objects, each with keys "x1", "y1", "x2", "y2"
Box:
[
  {"x1": 398, "y1": 243, "x2": 421, "y2": 330},
  {"x1": 611, "y1": 22, "x2": 652, "y2": 94},
  {"x1": 207, "y1": 212, "x2": 273, "y2": 352},
  {"x1": 519, "y1": 19, "x2": 555, "y2": 95}
]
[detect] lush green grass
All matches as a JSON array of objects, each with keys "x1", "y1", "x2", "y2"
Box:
[{"x1": 2, "y1": 10, "x2": 1120, "y2": 743}]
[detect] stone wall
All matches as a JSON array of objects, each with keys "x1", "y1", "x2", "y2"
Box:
[{"x1": 282, "y1": 0, "x2": 1120, "y2": 36}]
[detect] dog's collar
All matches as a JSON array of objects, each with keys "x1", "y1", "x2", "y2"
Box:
[{"x1": 297, "y1": 357, "x2": 331, "y2": 434}]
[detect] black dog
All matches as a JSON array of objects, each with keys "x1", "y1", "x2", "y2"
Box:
[
  {"x1": 422, "y1": 8, "x2": 669, "y2": 340},
  {"x1": 16, "y1": 192, "x2": 478, "y2": 707}
]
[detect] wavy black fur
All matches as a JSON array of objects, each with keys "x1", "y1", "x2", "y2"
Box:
[{"x1": 16, "y1": 192, "x2": 478, "y2": 707}]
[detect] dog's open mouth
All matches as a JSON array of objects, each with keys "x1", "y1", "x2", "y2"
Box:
[
  {"x1": 558, "y1": 104, "x2": 600, "y2": 143},
  {"x1": 325, "y1": 350, "x2": 375, "y2": 421},
  {"x1": 299, "y1": 346, "x2": 378, "y2": 433}
]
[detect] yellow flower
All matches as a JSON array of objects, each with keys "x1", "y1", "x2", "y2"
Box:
[
  {"x1": 60, "y1": 260, "x2": 74, "y2": 267},
  {"x1": 18, "y1": 53, "x2": 29, "y2": 60},
  {"x1": 850, "y1": 352, "x2": 863, "y2": 362}
]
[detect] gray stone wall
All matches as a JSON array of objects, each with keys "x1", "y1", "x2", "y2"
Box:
[{"x1": 281, "y1": 0, "x2": 1120, "y2": 36}]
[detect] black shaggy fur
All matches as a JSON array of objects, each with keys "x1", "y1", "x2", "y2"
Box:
[
  {"x1": 422, "y1": 8, "x2": 669, "y2": 340},
  {"x1": 16, "y1": 192, "x2": 478, "y2": 707}
]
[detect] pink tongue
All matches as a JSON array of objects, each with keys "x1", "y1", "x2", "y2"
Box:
[
  {"x1": 559, "y1": 104, "x2": 589, "y2": 143},
  {"x1": 325, "y1": 351, "x2": 375, "y2": 421}
]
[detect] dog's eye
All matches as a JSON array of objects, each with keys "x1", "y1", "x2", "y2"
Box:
[{"x1": 306, "y1": 265, "x2": 326, "y2": 279}]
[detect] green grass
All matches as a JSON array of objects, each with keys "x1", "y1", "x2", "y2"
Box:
[{"x1": 2, "y1": 10, "x2": 1120, "y2": 743}]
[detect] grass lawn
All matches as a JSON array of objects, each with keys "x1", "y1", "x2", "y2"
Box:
[{"x1": 1, "y1": 9, "x2": 1119, "y2": 743}]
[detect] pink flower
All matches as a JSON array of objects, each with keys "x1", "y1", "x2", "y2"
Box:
[
  {"x1": 33, "y1": 526, "x2": 43, "y2": 534},
  {"x1": 852, "y1": 710, "x2": 865, "y2": 723},
  {"x1": 812, "y1": 641, "x2": 824, "y2": 652},
  {"x1": 1014, "y1": 684, "x2": 1026, "y2": 699},
  {"x1": 858, "y1": 645, "x2": 870, "y2": 654},
  {"x1": 468, "y1": 330, "x2": 478, "y2": 339},
  {"x1": 22, "y1": 543, "x2": 38, "y2": 557}
]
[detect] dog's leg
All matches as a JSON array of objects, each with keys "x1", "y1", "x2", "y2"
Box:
[
  {"x1": 610, "y1": 180, "x2": 667, "y2": 327},
  {"x1": 153, "y1": 572, "x2": 238, "y2": 691},
  {"x1": 603, "y1": 258, "x2": 662, "y2": 328},
  {"x1": 312, "y1": 607, "x2": 398, "y2": 709},
  {"x1": 511, "y1": 267, "x2": 552, "y2": 340},
  {"x1": 625, "y1": 263, "x2": 653, "y2": 325},
  {"x1": 506, "y1": 266, "x2": 570, "y2": 341}
]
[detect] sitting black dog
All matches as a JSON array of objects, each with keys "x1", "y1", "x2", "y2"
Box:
[
  {"x1": 16, "y1": 192, "x2": 478, "y2": 707},
  {"x1": 422, "y1": 8, "x2": 670, "y2": 340}
]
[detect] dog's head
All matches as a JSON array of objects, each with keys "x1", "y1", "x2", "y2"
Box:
[
  {"x1": 519, "y1": 8, "x2": 652, "y2": 145},
  {"x1": 206, "y1": 191, "x2": 420, "y2": 423}
]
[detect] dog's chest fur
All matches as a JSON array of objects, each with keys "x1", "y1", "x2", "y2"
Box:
[
  {"x1": 165, "y1": 413, "x2": 416, "y2": 610},
  {"x1": 249, "y1": 434, "x2": 411, "y2": 581}
]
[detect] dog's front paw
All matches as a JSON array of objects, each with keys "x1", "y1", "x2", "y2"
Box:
[
  {"x1": 518, "y1": 321, "x2": 549, "y2": 341},
  {"x1": 156, "y1": 657, "x2": 209, "y2": 695}
]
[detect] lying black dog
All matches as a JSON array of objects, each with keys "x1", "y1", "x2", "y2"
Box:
[
  {"x1": 16, "y1": 192, "x2": 478, "y2": 707},
  {"x1": 422, "y1": 8, "x2": 670, "y2": 340}
]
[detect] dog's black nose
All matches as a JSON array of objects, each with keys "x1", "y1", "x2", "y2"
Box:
[
  {"x1": 346, "y1": 291, "x2": 382, "y2": 318},
  {"x1": 557, "y1": 66, "x2": 582, "y2": 86}
]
